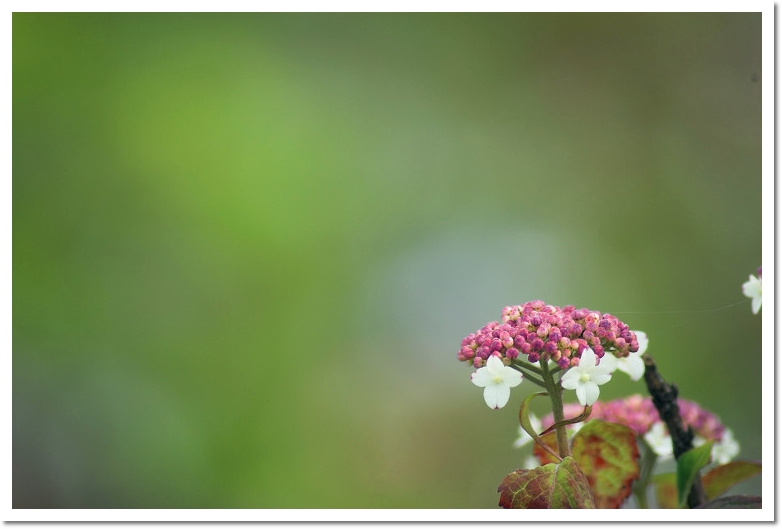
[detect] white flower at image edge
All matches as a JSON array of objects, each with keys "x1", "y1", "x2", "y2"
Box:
[
  {"x1": 742, "y1": 274, "x2": 762, "y2": 314},
  {"x1": 471, "y1": 355, "x2": 523, "y2": 409},
  {"x1": 560, "y1": 348, "x2": 613, "y2": 406},
  {"x1": 613, "y1": 330, "x2": 648, "y2": 381}
]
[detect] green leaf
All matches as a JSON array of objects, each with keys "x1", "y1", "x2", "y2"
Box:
[
  {"x1": 695, "y1": 495, "x2": 762, "y2": 509},
  {"x1": 676, "y1": 441, "x2": 713, "y2": 508},
  {"x1": 652, "y1": 472, "x2": 679, "y2": 509},
  {"x1": 570, "y1": 420, "x2": 640, "y2": 508},
  {"x1": 702, "y1": 461, "x2": 762, "y2": 500},
  {"x1": 498, "y1": 457, "x2": 596, "y2": 509}
]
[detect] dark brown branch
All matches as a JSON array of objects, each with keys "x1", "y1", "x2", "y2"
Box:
[{"x1": 642, "y1": 354, "x2": 707, "y2": 508}]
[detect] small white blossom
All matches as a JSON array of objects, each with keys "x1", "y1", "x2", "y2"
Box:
[
  {"x1": 643, "y1": 422, "x2": 673, "y2": 461},
  {"x1": 614, "y1": 330, "x2": 648, "y2": 381},
  {"x1": 514, "y1": 413, "x2": 542, "y2": 448},
  {"x1": 471, "y1": 355, "x2": 523, "y2": 409},
  {"x1": 560, "y1": 348, "x2": 613, "y2": 406},
  {"x1": 742, "y1": 274, "x2": 762, "y2": 314},
  {"x1": 712, "y1": 428, "x2": 740, "y2": 465}
]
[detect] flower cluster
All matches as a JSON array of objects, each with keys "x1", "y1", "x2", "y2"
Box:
[
  {"x1": 531, "y1": 395, "x2": 738, "y2": 464},
  {"x1": 742, "y1": 266, "x2": 762, "y2": 314},
  {"x1": 458, "y1": 301, "x2": 640, "y2": 369}
]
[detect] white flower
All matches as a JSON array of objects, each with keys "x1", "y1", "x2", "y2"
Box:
[
  {"x1": 614, "y1": 330, "x2": 648, "y2": 381},
  {"x1": 643, "y1": 422, "x2": 674, "y2": 461},
  {"x1": 712, "y1": 428, "x2": 740, "y2": 465},
  {"x1": 514, "y1": 413, "x2": 542, "y2": 448},
  {"x1": 742, "y1": 274, "x2": 762, "y2": 314},
  {"x1": 471, "y1": 355, "x2": 523, "y2": 409},
  {"x1": 560, "y1": 348, "x2": 613, "y2": 406}
]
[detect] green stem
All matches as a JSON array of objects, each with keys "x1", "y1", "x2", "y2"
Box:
[
  {"x1": 509, "y1": 364, "x2": 546, "y2": 387},
  {"x1": 514, "y1": 361, "x2": 543, "y2": 375},
  {"x1": 540, "y1": 361, "x2": 571, "y2": 457}
]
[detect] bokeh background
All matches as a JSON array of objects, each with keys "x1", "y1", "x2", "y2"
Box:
[{"x1": 13, "y1": 12, "x2": 762, "y2": 508}]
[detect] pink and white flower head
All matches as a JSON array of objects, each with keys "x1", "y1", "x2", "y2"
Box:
[{"x1": 459, "y1": 301, "x2": 640, "y2": 370}]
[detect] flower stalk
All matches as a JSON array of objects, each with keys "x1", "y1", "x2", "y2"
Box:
[{"x1": 540, "y1": 361, "x2": 571, "y2": 458}]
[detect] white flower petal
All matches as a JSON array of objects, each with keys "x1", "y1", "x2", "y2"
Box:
[
  {"x1": 712, "y1": 429, "x2": 740, "y2": 464},
  {"x1": 579, "y1": 348, "x2": 597, "y2": 369},
  {"x1": 485, "y1": 355, "x2": 505, "y2": 373},
  {"x1": 598, "y1": 353, "x2": 617, "y2": 372},
  {"x1": 494, "y1": 384, "x2": 512, "y2": 409},
  {"x1": 742, "y1": 275, "x2": 762, "y2": 314},
  {"x1": 500, "y1": 368, "x2": 523, "y2": 387},
  {"x1": 752, "y1": 296, "x2": 762, "y2": 315},
  {"x1": 617, "y1": 354, "x2": 645, "y2": 381},
  {"x1": 644, "y1": 422, "x2": 673, "y2": 460},
  {"x1": 560, "y1": 370, "x2": 580, "y2": 390},
  {"x1": 634, "y1": 331, "x2": 649, "y2": 355},
  {"x1": 580, "y1": 382, "x2": 601, "y2": 406},
  {"x1": 485, "y1": 384, "x2": 511, "y2": 409},
  {"x1": 471, "y1": 368, "x2": 493, "y2": 388},
  {"x1": 589, "y1": 371, "x2": 613, "y2": 386},
  {"x1": 590, "y1": 362, "x2": 614, "y2": 378},
  {"x1": 575, "y1": 384, "x2": 589, "y2": 406},
  {"x1": 482, "y1": 384, "x2": 500, "y2": 408}
]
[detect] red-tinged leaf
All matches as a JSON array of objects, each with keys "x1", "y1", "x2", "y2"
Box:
[
  {"x1": 570, "y1": 420, "x2": 640, "y2": 508},
  {"x1": 498, "y1": 456, "x2": 596, "y2": 509},
  {"x1": 702, "y1": 461, "x2": 762, "y2": 500},
  {"x1": 653, "y1": 472, "x2": 679, "y2": 509},
  {"x1": 695, "y1": 495, "x2": 762, "y2": 509},
  {"x1": 532, "y1": 431, "x2": 561, "y2": 466}
]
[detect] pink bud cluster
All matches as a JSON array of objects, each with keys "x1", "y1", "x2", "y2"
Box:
[
  {"x1": 458, "y1": 300, "x2": 639, "y2": 369},
  {"x1": 540, "y1": 394, "x2": 726, "y2": 441}
]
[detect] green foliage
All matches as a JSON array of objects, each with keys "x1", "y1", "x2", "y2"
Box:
[{"x1": 676, "y1": 441, "x2": 713, "y2": 508}]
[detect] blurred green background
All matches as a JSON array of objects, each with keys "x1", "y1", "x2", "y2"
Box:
[{"x1": 13, "y1": 12, "x2": 762, "y2": 508}]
